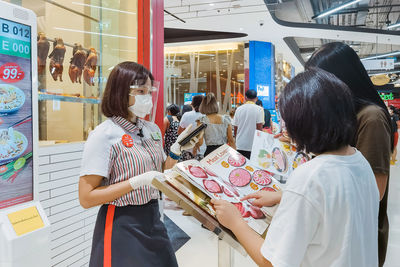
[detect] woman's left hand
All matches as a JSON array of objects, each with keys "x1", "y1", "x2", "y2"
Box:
[{"x1": 211, "y1": 199, "x2": 244, "y2": 230}]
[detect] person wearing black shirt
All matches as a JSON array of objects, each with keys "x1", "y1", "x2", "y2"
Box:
[{"x1": 256, "y1": 100, "x2": 272, "y2": 129}]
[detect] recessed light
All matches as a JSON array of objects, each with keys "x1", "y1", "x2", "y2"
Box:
[
  {"x1": 239, "y1": 27, "x2": 244, "y2": 31},
  {"x1": 209, "y1": 3, "x2": 215, "y2": 6}
]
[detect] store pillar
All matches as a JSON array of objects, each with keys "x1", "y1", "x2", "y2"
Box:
[
  {"x1": 245, "y1": 41, "x2": 275, "y2": 109},
  {"x1": 138, "y1": 0, "x2": 164, "y2": 128}
]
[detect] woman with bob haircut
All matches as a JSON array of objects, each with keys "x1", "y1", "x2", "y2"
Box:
[
  {"x1": 79, "y1": 61, "x2": 201, "y2": 267},
  {"x1": 305, "y1": 42, "x2": 392, "y2": 267},
  {"x1": 211, "y1": 68, "x2": 379, "y2": 267},
  {"x1": 196, "y1": 93, "x2": 236, "y2": 156}
]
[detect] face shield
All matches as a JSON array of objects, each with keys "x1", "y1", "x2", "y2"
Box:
[{"x1": 129, "y1": 80, "x2": 160, "y2": 122}]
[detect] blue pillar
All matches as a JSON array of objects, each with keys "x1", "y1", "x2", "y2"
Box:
[{"x1": 248, "y1": 41, "x2": 275, "y2": 110}]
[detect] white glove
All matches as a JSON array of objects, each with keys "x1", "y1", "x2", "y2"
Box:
[
  {"x1": 170, "y1": 124, "x2": 204, "y2": 156},
  {"x1": 128, "y1": 171, "x2": 164, "y2": 190}
]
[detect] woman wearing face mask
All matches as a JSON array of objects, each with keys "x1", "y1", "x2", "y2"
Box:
[{"x1": 79, "y1": 62, "x2": 200, "y2": 267}]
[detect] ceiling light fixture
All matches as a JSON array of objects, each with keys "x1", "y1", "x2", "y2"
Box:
[
  {"x1": 387, "y1": 22, "x2": 400, "y2": 30},
  {"x1": 361, "y1": 51, "x2": 400, "y2": 61},
  {"x1": 312, "y1": 0, "x2": 362, "y2": 19}
]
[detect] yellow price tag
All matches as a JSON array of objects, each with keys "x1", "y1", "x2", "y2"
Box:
[{"x1": 7, "y1": 206, "x2": 44, "y2": 236}]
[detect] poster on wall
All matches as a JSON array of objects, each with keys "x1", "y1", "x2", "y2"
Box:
[
  {"x1": 184, "y1": 93, "x2": 205, "y2": 105},
  {"x1": 0, "y1": 17, "x2": 33, "y2": 209}
]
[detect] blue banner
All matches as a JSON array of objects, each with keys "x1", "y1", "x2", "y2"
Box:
[{"x1": 248, "y1": 41, "x2": 275, "y2": 109}]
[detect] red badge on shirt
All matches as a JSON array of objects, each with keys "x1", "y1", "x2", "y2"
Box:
[{"x1": 122, "y1": 134, "x2": 133, "y2": 147}]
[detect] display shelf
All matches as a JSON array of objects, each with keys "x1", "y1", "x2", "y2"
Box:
[{"x1": 38, "y1": 93, "x2": 100, "y2": 104}]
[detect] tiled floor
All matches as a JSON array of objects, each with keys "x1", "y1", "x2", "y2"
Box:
[{"x1": 165, "y1": 145, "x2": 400, "y2": 267}]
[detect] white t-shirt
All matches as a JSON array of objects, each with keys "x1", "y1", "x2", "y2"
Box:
[
  {"x1": 232, "y1": 102, "x2": 264, "y2": 151},
  {"x1": 261, "y1": 149, "x2": 379, "y2": 267},
  {"x1": 179, "y1": 110, "x2": 206, "y2": 155}
]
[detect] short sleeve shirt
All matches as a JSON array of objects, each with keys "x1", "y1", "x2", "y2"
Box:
[
  {"x1": 261, "y1": 150, "x2": 379, "y2": 267},
  {"x1": 199, "y1": 114, "x2": 231, "y2": 146},
  {"x1": 232, "y1": 102, "x2": 264, "y2": 151},
  {"x1": 354, "y1": 105, "x2": 391, "y2": 175},
  {"x1": 80, "y1": 116, "x2": 166, "y2": 206}
]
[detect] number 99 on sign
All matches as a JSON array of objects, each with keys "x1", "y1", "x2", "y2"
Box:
[{"x1": 0, "y1": 63, "x2": 25, "y2": 83}]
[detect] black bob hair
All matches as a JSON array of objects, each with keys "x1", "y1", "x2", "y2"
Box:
[
  {"x1": 305, "y1": 42, "x2": 393, "y2": 151},
  {"x1": 279, "y1": 68, "x2": 356, "y2": 154},
  {"x1": 166, "y1": 104, "x2": 180, "y2": 116},
  {"x1": 245, "y1": 89, "x2": 257, "y2": 99}
]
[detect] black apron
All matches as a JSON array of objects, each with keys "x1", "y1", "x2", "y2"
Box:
[{"x1": 89, "y1": 200, "x2": 178, "y2": 267}]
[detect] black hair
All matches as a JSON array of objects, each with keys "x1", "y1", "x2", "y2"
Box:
[
  {"x1": 279, "y1": 68, "x2": 356, "y2": 154},
  {"x1": 181, "y1": 104, "x2": 193, "y2": 116},
  {"x1": 305, "y1": 42, "x2": 393, "y2": 151},
  {"x1": 167, "y1": 104, "x2": 180, "y2": 116},
  {"x1": 245, "y1": 89, "x2": 257, "y2": 100},
  {"x1": 191, "y1": 95, "x2": 204, "y2": 112},
  {"x1": 255, "y1": 99, "x2": 264, "y2": 108}
]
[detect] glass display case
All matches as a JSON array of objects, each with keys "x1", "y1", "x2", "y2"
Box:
[{"x1": 9, "y1": 0, "x2": 138, "y2": 143}]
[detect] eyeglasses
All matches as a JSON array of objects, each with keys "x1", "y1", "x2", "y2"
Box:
[{"x1": 129, "y1": 85, "x2": 157, "y2": 96}]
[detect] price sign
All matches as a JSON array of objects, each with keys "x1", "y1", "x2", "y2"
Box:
[{"x1": 0, "y1": 62, "x2": 24, "y2": 83}]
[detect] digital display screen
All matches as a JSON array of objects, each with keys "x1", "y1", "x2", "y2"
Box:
[{"x1": 0, "y1": 17, "x2": 33, "y2": 209}]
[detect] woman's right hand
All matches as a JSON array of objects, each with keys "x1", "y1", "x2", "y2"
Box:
[{"x1": 241, "y1": 191, "x2": 282, "y2": 207}]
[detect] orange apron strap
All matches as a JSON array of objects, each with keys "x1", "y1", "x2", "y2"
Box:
[{"x1": 104, "y1": 205, "x2": 116, "y2": 267}]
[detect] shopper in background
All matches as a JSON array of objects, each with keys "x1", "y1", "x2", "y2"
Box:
[
  {"x1": 212, "y1": 68, "x2": 379, "y2": 267},
  {"x1": 389, "y1": 105, "x2": 399, "y2": 165},
  {"x1": 256, "y1": 99, "x2": 272, "y2": 130},
  {"x1": 305, "y1": 42, "x2": 392, "y2": 267},
  {"x1": 79, "y1": 62, "x2": 201, "y2": 267},
  {"x1": 229, "y1": 108, "x2": 236, "y2": 137},
  {"x1": 178, "y1": 95, "x2": 206, "y2": 161},
  {"x1": 181, "y1": 104, "x2": 193, "y2": 117},
  {"x1": 232, "y1": 89, "x2": 264, "y2": 158},
  {"x1": 196, "y1": 93, "x2": 236, "y2": 156},
  {"x1": 163, "y1": 104, "x2": 180, "y2": 156}
]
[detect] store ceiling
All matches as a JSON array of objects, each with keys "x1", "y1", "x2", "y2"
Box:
[
  {"x1": 164, "y1": 0, "x2": 400, "y2": 72},
  {"x1": 265, "y1": 0, "x2": 400, "y2": 30},
  {"x1": 164, "y1": 0, "x2": 268, "y2": 22},
  {"x1": 264, "y1": 0, "x2": 400, "y2": 75}
]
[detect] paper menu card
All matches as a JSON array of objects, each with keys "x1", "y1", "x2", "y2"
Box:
[
  {"x1": 250, "y1": 130, "x2": 310, "y2": 177},
  {"x1": 174, "y1": 145, "x2": 282, "y2": 235}
]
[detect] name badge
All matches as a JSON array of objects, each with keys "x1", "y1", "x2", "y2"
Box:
[{"x1": 151, "y1": 131, "x2": 161, "y2": 141}]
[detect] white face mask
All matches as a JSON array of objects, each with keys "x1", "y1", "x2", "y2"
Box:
[{"x1": 128, "y1": 94, "x2": 153, "y2": 118}]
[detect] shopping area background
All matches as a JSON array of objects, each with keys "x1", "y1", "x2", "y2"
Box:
[{"x1": 0, "y1": 0, "x2": 400, "y2": 267}]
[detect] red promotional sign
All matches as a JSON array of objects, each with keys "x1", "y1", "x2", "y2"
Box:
[
  {"x1": 385, "y1": 99, "x2": 400, "y2": 109},
  {"x1": 0, "y1": 62, "x2": 25, "y2": 83}
]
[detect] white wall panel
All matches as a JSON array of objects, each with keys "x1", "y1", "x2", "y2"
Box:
[
  {"x1": 38, "y1": 143, "x2": 95, "y2": 267},
  {"x1": 39, "y1": 160, "x2": 82, "y2": 174},
  {"x1": 50, "y1": 151, "x2": 83, "y2": 163},
  {"x1": 50, "y1": 167, "x2": 81, "y2": 180},
  {"x1": 50, "y1": 212, "x2": 84, "y2": 232}
]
